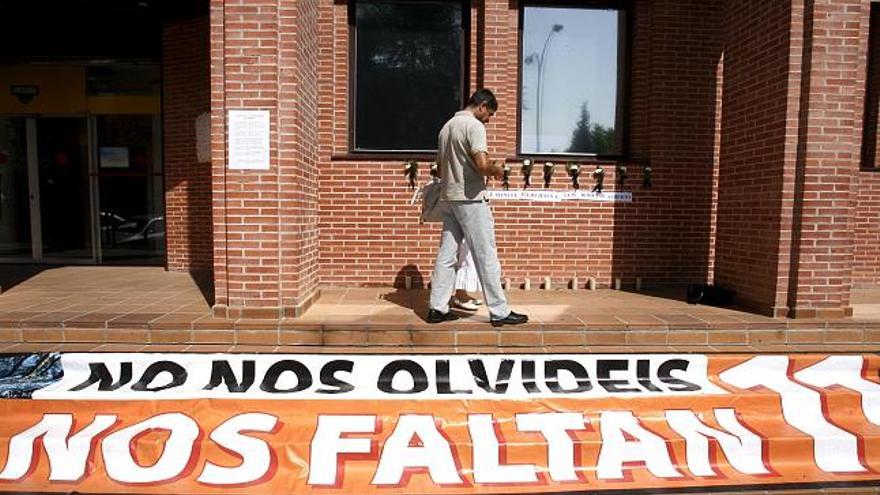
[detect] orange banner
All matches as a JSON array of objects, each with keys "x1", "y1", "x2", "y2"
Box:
[{"x1": 0, "y1": 353, "x2": 879, "y2": 493}]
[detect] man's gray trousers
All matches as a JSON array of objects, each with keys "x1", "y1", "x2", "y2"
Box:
[{"x1": 429, "y1": 200, "x2": 510, "y2": 319}]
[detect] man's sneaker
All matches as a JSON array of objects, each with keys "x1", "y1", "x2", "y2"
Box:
[
  {"x1": 490, "y1": 311, "x2": 528, "y2": 327},
  {"x1": 427, "y1": 309, "x2": 460, "y2": 323}
]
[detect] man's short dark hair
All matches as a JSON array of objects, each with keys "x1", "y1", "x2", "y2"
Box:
[{"x1": 468, "y1": 89, "x2": 498, "y2": 111}]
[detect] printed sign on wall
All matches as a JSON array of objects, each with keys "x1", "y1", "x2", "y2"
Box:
[{"x1": 227, "y1": 110, "x2": 270, "y2": 170}]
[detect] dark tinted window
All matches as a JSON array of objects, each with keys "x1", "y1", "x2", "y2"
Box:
[
  {"x1": 862, "y1": 3, "x2": 880, "y2": 168},
  {"x1": 520, "y1": 5, "x2": 625, "y2": 156},
  {"x1": 354, "y1": 0, "x2": 465, "y2": 151},
  {"x1": 87, "y1": 64, "x2": 161, "y2": 96}
]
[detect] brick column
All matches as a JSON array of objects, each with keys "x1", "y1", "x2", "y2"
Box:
[
  {"x1": 481, "y1": 0, "x2": 518, "y2": 158},
  {"x1": 278, "y1": 0, "x2": 321, "y2": 316},
  {"x1": 210, "y1": 0, "x2": 320, "y2": 318},
  {"x1": 785, "y1": 0, "x2": 866, "y2": 318}
]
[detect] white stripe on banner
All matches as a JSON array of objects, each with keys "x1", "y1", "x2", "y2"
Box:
[{"x1": 33, "y1": 354, "x2": 725, "y2": 401}]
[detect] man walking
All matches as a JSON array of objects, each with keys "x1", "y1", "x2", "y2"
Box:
[{"x1": 427, "y1": 89, "x2": 528, "y2": 327}]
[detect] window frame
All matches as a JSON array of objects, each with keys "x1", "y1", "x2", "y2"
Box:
[
  {"x1": 348, "y1": 0, "x2": 471, "y2": 154},
  {"x1": 516, "y1": 0, "x2": 632, "y2": 160}
]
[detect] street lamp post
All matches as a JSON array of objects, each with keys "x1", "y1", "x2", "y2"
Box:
[{"x1": 527, "y1": 24, "x2": 563, "y2": 153}]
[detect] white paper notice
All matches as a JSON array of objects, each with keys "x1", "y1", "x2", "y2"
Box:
[
  {"x1": 228, "y1": 110, "x2": 270, "y2": 170},
  {"x1": 484, "y1": 189, "x2": 632, "y2": 202}
]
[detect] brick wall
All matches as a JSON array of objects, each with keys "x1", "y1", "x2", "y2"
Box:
[
  {"x1": 612, "y1": 0, "x2": 722, "y2": 287},
  {"x1": 855, "y1": 4, "x2": 880, "y2": 288},
  {"x1": 317, "y1": 0, "x2": 724, "y2": 290},
  {"x1": 203, "y1": 0, "x2": 877, "y2": 314},
  {"x1": 714, "y1": 0, "x2": 802, "y2": 317},
  {"x1": 163, "y1": 16, "x2": 213, "y2": 272}
]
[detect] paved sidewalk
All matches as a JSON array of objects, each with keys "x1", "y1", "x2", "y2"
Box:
[{"x1": 0, "y1": 266, "x2": 878, "y2": 352}]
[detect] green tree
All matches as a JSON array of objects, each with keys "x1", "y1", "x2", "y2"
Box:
[
  {"x1": 567, "y1": 101, "x2": 616, "y2": 154},
  {"x1": 591, "y1": 124, "x2": 615, "y2": 155},
  {"x1": 567, "y1": 102, "x2": 594, "y2": 153}
]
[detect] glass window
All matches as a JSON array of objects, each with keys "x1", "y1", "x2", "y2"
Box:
[
  {"x1": 353, "y1": 0, "x2": 465, "y2": 151},
  {"x1": 862, "y1": 3, "x2": 880, "y2": 168},
  {"x1": 520, "y1": 5, "x2": 625, "y2": 156},
  {"x1": 87, "y1": 64, "x2": 161, "y2": 97}
]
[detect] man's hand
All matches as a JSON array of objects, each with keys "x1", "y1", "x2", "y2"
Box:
[
  {"x1": 490, "y1": 163, "x2": 504, "y2": 180},
  {"x1": 472, "y1": 151, "x2": 503, "y2": 180}
]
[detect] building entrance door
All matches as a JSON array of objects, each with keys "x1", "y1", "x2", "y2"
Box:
[
  {"x1": 0, "y1": 116, "x2": 95, "y2": 262},
  {"x1": 94, "y1": 115, "x2": 164, "y2": 265},
  {"x1": 0, "y1": 114, "x2": 163, "y2": 265},
  {"x1": 0, "y1": 117, "x2": 33, "y2": 259},
  {"x1": 36, "y1": 117, "x2": 94, "y2": 261}
]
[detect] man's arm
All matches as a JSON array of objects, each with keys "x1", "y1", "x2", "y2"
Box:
[
  {"x1": 467, "y1": 121, "x2": 503, "y2": 179},
  {"x1": 471, "y1": 150, "x2": 504, "y2": 179}
]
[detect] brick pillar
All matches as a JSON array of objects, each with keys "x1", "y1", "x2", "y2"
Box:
[
  {"x1": 785, "y1": 0, "x2": 866, "y2": 318},
  {"x1": 210, "y1": 0, "x2": 320, "y2": 318},
  {"x1": 714, "y1": 0, "x2": 805, "y2": 317},
  {"x1": 481, "y1": 0, "x2": 518, "y2": 158},
  {"x1": 278, "y1": 0, "x2": 321, "y2": 316},
  {"x1": 163, "y1": 16, "x2": 213, "y2": 273}
]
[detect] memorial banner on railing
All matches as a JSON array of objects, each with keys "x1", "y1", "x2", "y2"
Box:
[{"x1": 0, "y1": 352, "x2": 879, "y2": 493}]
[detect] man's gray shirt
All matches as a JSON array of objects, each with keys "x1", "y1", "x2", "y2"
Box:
[{"x1": 437, "y1": 110, "x2": 488, "y2": 201}]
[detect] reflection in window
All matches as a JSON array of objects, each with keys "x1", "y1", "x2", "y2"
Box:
[
  {"x1": 520, "y1": 5, "x2": 625, "y2": 155},
  {"x1": 87, "y1": 64, "x2": 160, "y2": 96},
  {"x1": 0, "y1": 118, "x2": 31, "y2": 257},
  {"x1": 354, "y1": 0, "x2": 465, "y2": 151},
  {"x1": 96, "y1": 115, "x2": 165, "y2": 264}
]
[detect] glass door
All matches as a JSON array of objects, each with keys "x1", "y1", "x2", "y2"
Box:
[
  {"x1": 95, "y1": 115, "x2": 165, "y2": 265},
  {"x1": 0, "y1": 117, "x2": 34, "y2": 259},
  {"x1": 0, "y1": 114, "x2": 164, "y2": 265},
  {"x1": 36, "y1": 117, "x2": 94, "y2": 261}
]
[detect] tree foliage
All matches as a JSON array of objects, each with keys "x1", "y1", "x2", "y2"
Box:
[{"x1": 567, "y1": 101, "x2": 615, "y2": 155}]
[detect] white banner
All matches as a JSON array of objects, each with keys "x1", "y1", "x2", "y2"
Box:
[
  {"x1": 33, "y1": 354, "x2": 724, "y2": 401},
  {"x1": 485, "y1": 189, "x2": 632, "y2": 202},
  {"x1": 4, "y1": 353, "x2": 880, "y2": 493}
]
